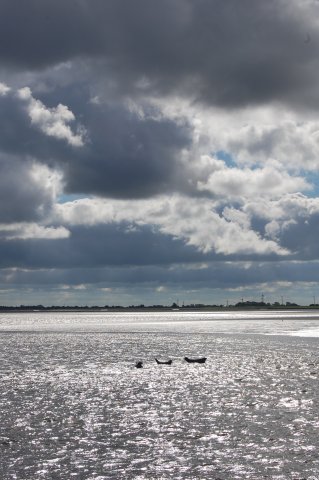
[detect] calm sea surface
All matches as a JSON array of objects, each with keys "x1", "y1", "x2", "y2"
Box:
[{"x1": 1, "y1": 310, "x2": 319, "y2": 479}]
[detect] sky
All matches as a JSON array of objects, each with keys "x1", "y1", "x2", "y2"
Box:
[{"x1": 2, "y1": 0, "x2": 319, "y2": 306}]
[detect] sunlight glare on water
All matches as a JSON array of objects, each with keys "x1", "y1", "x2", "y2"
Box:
[{"x1": 1, "y1": 310, "x2": 319, "y2": 479}]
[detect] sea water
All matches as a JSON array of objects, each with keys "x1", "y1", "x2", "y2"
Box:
[{"x1": 1, "y1": 310, "x2": 319, "y2": 479}]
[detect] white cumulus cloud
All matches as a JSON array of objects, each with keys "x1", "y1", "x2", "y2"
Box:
[
  {"x1": 17, "y1": 86, "x2": 85, "y2": 147},
  {"x1": 53, "y1": 195, "x2": 288, "y2": 256},
  {"x1": 0, "y1": 223, "x2": 70, "y2": 240},
  {"x1": 197, "y1": 159, "x2": 309, "y2": 199},
  {"x1": 0, "y1": 82, "x2": 10, "y2": 96}
]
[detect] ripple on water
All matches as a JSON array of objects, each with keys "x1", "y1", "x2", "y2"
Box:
[{"x1": 1, "y1": 324, "x2": 319, "y2": 478}]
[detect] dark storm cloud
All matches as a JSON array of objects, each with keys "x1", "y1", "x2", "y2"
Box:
[
  {"x1": 279, "y1": 213, "x2": 319, "y2": 260},
  {"x1": 0, "y1": 155, "x2": 54, "y2": 223},
  {"x1": 0, "y1": 91, "x2": 74, "y2": 161},
  {"x1": 0, "y1": 0, "x2": 318, "y2": 108},
  {"x1": 0, "y1": 224, "x2": 207, "y2": 269},
  {"x1": 0, "y1": 221, "x2": 289, "y2": 272},
  {"x1": 0, "y1": 88, "x2": 192, "y2": 200},
  {"x1": 2, "y1": 260, "x2": 319, "y2": 292},
  {"x1": 64, "y1": 104, "x2": 191, "y2": 198}
]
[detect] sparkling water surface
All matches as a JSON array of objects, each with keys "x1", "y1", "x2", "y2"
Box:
[{"x1": 1, "y1": 310, "x2": 319, "y2": 479}]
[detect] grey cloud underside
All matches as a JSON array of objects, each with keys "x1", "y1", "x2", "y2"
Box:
[
  {"x1": 280, "y1": 213, "x2": 319, "y2": 260},
  {"x1": 3, "y1": 260, "x2": 319, "y2": 291},
  {"x1": 0, "y1": 225, "x2": 207, "y2": 269},
  {"x1": 64, "y1": 105, "x2": 191, "y2": 198},
  {"x1": 0, "y1": 222, "x2": 279, "y2": 270},
  {"x1": 0, "y1": 156, "x2": 52, "y2": 222},
  {"x1": 1, "y1": 0, "x2": 318, "y2": 108},
  {"x1": 0, "y1": 221, "x2": 314, "y2": 271},
  {"x1": 0, "y1": 94, "x2": 72, "y2": 161},
  {"x1": 0, "y1": 91, "x2": 192, "y2": 202}
]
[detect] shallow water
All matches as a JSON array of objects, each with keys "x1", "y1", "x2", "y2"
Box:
[
  {"x1": 1, "y1": 309, "x2": 319, "y2": 336},
  {"x1": 1, "y1": 311, "x2": 319, "y2": 479}
]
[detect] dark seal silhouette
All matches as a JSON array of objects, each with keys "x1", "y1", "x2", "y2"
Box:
[
  {"x1": 135, "y1": 361, "x2": 143, "y2": 368},
  {"x1": 184, "y1": 357, "x2": 207, "y2": 364},
  {"x1": 155, "y1": 358, "x2": 173, "y2": 365}
]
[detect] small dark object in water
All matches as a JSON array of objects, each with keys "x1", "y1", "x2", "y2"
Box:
[
  {"x1": 135, "y1": 361, "x2": 143, "y2": 368},
  {"x1": 184, "y1": 357, "x2": 207, "y2": 364},
  {"x1": 155, "y1": 358, "x2": 173, "y2": 365}
]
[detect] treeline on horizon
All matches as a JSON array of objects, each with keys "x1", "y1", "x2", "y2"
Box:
[{"x1": 1, "y1": 300, "x2": 318, "y2": 311}]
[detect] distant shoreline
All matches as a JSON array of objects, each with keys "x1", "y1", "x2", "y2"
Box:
[{"x1": 1, "y1": 305, "x2": 319, "y2": 313}]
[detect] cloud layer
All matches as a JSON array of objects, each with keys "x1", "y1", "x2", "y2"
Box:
[
  {"x1": 1, "y1": 1, "x2": 319, "y2": 109},
  {"x1": 1, "y1": 1, "x2": 319, "y2": 305}
]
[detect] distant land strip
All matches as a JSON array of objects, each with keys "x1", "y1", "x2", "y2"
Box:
[{"x1": 1, "y1": 301, "x2": 319, "y2": 312}]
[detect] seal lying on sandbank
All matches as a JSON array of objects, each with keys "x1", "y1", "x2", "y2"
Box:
[
  {"x1": 184, "y1": 357, "x2": 206, "y2": 364},
  {"x1": 155, "y1": 358, "x2": 173, "y2": 365}
]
